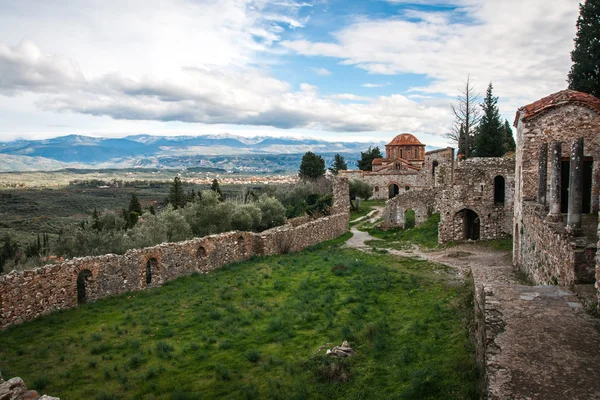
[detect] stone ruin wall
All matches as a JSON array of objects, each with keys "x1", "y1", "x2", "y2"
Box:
[
  {"x1": 516, "y1": 202, "x2": 578, "y2": 286},
  {"x1": 420, "y1": 147, "x2": 455, "y2": 187},
  {"x1": 438, "y1": 157, "x2": 515, "y2": 243},
  {"x1": 513, "y1": 105, "x2": 600, "y2": 299},
  {"x1": 381, "y1": 188, "x2": 437, "y2": 229},
  {"x1": 0, "y1": 178, "x2": 350, "y2": 329}
]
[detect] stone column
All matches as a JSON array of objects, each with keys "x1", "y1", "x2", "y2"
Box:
[
  {"x1": 566, "y1": 138, "x2": 584, "y2": 235},
  {"x1": 537, "y1": 143, "x2": 548, "y2": 205},
  {"x1": 547, "y1": 141, "x2": 562, "y2": 222}
]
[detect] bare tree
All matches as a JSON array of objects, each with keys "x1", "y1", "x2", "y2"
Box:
[{"x1": 445, "y1": 75, "x2": 481, "y2": 159}]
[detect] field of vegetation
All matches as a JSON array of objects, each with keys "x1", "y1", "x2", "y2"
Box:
[{"x1": 0, "y1": 234, "x2": 478, "y2": 399}]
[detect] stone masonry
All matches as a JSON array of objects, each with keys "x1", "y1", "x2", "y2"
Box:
[{"x1": 0, "y1": 177, "x2": 350, "y2": 330}]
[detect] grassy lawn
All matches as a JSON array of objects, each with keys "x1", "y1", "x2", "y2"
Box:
[
  {"x1": 0, "y1": 235, "x2": 478, "y2": 399},
  {"x1": 367, "y1": 213, "x2": 441, "y2": 250}
]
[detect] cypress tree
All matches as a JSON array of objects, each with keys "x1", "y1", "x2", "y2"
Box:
[
  {"x1": 329, "y1": 153, "x2": 348, "y2": 175},
  {"x1": 299, "y1": 151, "x2": 326, "y2": 180},
  {"x1": 473, "y1": 83, "x2": 504, "y2": 157},
  {"x1": 568, "y1": 0, "x2": 600, "y2": 97},
  {"x1": 168, "y1": 177, "x2": 187, "y2": 208},
  {"x1": 211, "y1": 179, "x2": 223, "y2": 201},
  {"x1": 357, "y1": 147, "x2": 383, "y2": 171},
  {"x1": 128, "y1": 194, "x2": 142, "y2": 215},
  {"x1": 503, "y1": 119, "x2": 516, "y2": 153}
]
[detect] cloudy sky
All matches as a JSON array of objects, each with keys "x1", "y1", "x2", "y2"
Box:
[{"x1": 0, "y1": 0, "x2": 580, "y2": 146}]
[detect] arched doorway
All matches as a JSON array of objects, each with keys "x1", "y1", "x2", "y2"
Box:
[
  {"x1": 494, "y1": 176, "x2": 505, "y2": 205},
  {"x1": 388, "y1": 184, "x2": 399, "y2": 199},
  {"x1": 405, "y1": 209, "x2": 415, "y2": 229},
  {"x1": 77, "y1": 269, "x2": 92, "y2": 304},
  {"x1": 458, "y1": 209, "x2": 480, "y2": 240},
  {"x1": 432, "y1": 160, "x2": 439, "y2": 180},
  {"x1": 146, "y1": 258, "x2": 158, "y2": 285},
  {"x1": 237, "y1": 236, "x2": 245, "y2": 259}
]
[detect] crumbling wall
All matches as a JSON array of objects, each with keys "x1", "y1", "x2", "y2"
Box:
[
  {"x1": 517, "y1": 202, "x2": 578, "y2": 286},
  {"x1": 419, "y1": 147, "x2": 455, "y2": 187},
  {"x1": 381, "y1": 188, "x2": 437, "y2": 229},
  {"x1": 438, "y1": 157, "x2": 515, "y2": 243},
  {"x1": 0, "y1": 177, "x2": 350, "y2": 329}
]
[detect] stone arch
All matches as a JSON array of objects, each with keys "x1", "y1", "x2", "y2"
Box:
[
  {"x1": 494, "y1": 175, "x2": 506, "y2": 205},
  {"x1": 388, "y1": 183, "x2": 400, "y2": 199},
  {"x1": 146, "y1": 257, "x2": 158, "y2": 285},
  {"x1": 77, "y1": 269, "x2": 92, "y2": 304},
  {"x1": 456, "y1": 208, "x2": 480, "y2": 240}
]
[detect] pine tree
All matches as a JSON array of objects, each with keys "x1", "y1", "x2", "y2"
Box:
[
  {"x1": 329, "y1": 153, "x2": 348, "y2": 175},
  {"x1": 503, "y1": 119, "x2": 516, "y2": 153},
  {"x1": 568, "y1": 0, "x2": 600, "y2": 97},
  {"x1": 357, "y1": 147, "x2": 383, "y2": 171},
  {"x1": 473, "y1": 83, "x2": 504, "y2": 157},
  {"x1": 168, "y1": 177, "x2": 187, "y2": 208},
  {"x1": 211, "y1": 179, "x2": 223, "y2": 201},
  {"x1": 299, "y1": 151, "x2": 326, "y2": 180}
]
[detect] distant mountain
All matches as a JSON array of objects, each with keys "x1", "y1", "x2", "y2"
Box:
[{"x1": 0, "y1": 134, "x2": 439, "y2": 173}]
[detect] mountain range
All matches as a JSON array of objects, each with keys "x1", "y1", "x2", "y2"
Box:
[{"x1": 0, "y1": 134, "x2": 437, "y2": 173}]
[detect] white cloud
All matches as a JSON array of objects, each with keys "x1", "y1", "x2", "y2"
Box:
[
  {"x1": 282, "y1": 0, "x2": 580, "y2": 116},
  {"x1": 362, "y1": 83, "x2": 385, "y2": 88},
  {"x1": 312, "y1": 67, "x2": 332, "y2": 76}
]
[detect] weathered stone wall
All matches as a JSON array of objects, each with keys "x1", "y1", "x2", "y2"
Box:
[
  {"x1": 381, "y1": 188, "x2": 437, "y2": 229},
  {"x1": 420, "y1": 147, "x2": 455, "y2": 187},
  {"x1": 438, "y1": 157, "x2": 515, "y2": 243},
  {"x1": 0, "y1": 177, "x2": 350, "y2": 329},
  {"x1": 516, "y1": 202, "x2": 579, "y2": 286}
]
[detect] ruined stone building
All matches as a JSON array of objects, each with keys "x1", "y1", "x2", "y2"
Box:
[
  {"x1": 512, "y1": 90, "x2": 600, "y2": 290},
  {"x1": 342, "y1": 133, "x2": 455, "y2": 199}
]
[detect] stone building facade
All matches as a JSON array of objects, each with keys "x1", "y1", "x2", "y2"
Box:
[
  {"x1": 342, "y1": 133, "x2": 454, "y2": 200},
  {"x1": 512, "y1": 90, "x2": 600, "y2": 292},
  {"x1": 0, "y1": 178, "x2": 350, "y2": 329}
]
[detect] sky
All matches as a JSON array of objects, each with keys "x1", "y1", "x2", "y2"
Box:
[{"x1": 0, "y1": 0, "x2": 581, "y2": 147}]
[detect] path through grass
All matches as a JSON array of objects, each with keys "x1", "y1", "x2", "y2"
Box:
[{"x1": 0, "y1": 235, "x2": 477, "y2": 399}]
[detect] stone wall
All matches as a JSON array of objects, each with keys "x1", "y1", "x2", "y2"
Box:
[
  {"x1": 420, "y1": 147, "x2": 455, "y2": 187},
  {"x1": 381, "y1": 188, "x2": 437, "y2": 229},
  {"x1": 0, "y1": 178, "x2": 350, "y2": 329},
  {"x1": 516, "y1": 202, "x2": 582, "y2": 286},
  {"x1": 438, "y1": 157, "x2": 515, "y2": 243}
]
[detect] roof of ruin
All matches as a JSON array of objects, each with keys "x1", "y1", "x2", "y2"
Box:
[
  {"x1": 387, "y1": 133, "x2": 424, "y2": 146},
  {"x1": 514, "y1": 89, "x2": 600, "y2": 126}
]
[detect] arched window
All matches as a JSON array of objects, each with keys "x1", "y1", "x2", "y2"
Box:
[
  {"x1": 494, "y1": 176, "x2": 505, "y2": 205},
  {"x1": 146, "y1": 258, "x2": 158, "y2": 285},
  {"x1": 197, "y1": 246, "x2": 206, "y2": 258},
  {"x1": 77, "y1": 269, "x2": 92, "y2": 304},
  {"x1": 374, "y1": 186, "x2": 379, "y2": 192},
  {"x1": 432, "y1": 160, "x2": 439, "y2": 178}
]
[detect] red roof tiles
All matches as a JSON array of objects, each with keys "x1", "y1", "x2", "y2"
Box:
[
  {"x1": 387, "y1": 133, "x2": 423, "y2": 146},
  {"x1": 514, "y1": 89, "x2": 600, "y2": 126}
]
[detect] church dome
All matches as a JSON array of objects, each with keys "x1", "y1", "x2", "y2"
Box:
[{"x1": 387, "y1": 133, "x2": 423, "y2": 146}]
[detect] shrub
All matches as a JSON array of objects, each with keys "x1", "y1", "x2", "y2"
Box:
[{"x1": 256, "y1": 195, "x2": 286, "y2": 231}]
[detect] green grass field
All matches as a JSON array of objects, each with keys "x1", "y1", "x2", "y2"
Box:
[
  {"x1": 367, "y1": 213, "x2": 441, "y2": 250},
  {"x1": 0, "y1": 235, "x2": 478, "y2": 399}
]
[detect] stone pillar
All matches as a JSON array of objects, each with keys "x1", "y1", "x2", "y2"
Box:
[
  {"x1": 547, "y1": 142, "x2": 562, "y2": 222},
  {"x1": 566, "y1": 138, "x2": 584, "y2": 235},
  {"x1": 537, "y1": 143, "x2": 548, "y2": 205}
]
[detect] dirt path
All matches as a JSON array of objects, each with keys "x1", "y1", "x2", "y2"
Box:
[{"x1": 345, "y1": 216, "x2": 600, "y2": 399}]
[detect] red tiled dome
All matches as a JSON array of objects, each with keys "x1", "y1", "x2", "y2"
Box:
[
  {"x1": 514, "y1": 89, "x2": 600, "y2": 126},
  {"x1": 387, "y1": 133, "x2": 423, "y2": 146}
]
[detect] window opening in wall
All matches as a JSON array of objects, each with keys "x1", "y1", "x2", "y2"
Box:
[
  {"x1": 400, "y1": 149, "x2": 403, "y2": 158},
  {"x1": 405, "y1": 186, "x2": 410, "y2": 191},
  {"x1": 560, "y1": 158, "x2": 593, "y2": 213},
  {"x1": 494, "y1": 176, "x2": 506, "y2": 205},
  {"x1": 197, "y1": 246, "x2": 206, "y2": 258},
  {"x1": 146, "y1": 258, "x2": 158, "y2": 285},
  {"x1": 374, "y1": 186, "x2": 379, "y2": 192},
  {"x1": 388, "y1": 184, "x2": 399, "y2": 199},
  {"x1": 77, "y1": 269, "x2": 92, "y2": 304},
  {"x1": 432, "y1": 160, "x2": 438, "y2": 178}
]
